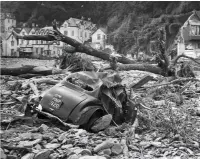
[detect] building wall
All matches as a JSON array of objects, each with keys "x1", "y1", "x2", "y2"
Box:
[
  {"x1": 91, "y1": 29, "x2": 106, "y2": 49},
  {"x1": 177, "y1": 42, "x2": 185, "y2": 55},
  {"x1": 4, "y1": 18, "x2": 16, "y2": 32},
  {"x1": 60, "y1": 26, "x2": 82, "y2": 43},
  {"x1": 177, "y1": 12, "x2": 200, "y2": 58},
  {"x1": 32, "y1": 42, "x2": 62, "y2": 59},
  {"x1": 4, "y1": 35, "x2": 18, "y2": 57},
  {"x1": 60, "y1": 22, "x2": 91, "y2": 44},
  {"x1": 2, "y1": 39, "x2": 7, "y2": 56}
]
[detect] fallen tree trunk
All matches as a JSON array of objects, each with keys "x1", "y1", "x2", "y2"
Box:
[
  {"x1": 1, "y1": 65, "x2": 67, "y2": 76},
  {"x1": 118, "y1": 64, "x2": 163, "y2": 75},
  {"x1": 1, "y1": 65, "x2": 36, "y2": 76}
]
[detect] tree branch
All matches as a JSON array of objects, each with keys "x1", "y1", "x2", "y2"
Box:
[
  {"x1": 118, "y1": 63, "x2": 163, "y2": 75},
  {"x1": 170, "y1": 54, "x2": 200, "y2": 68}
]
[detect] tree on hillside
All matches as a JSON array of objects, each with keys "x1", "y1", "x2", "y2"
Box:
[{"x1": 38, "y1": 16, "x2": 46, "y2": 27}]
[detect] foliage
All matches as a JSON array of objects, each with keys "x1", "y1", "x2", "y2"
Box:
[{"x1": 59, "y1": 50, "x2": 97, "y2": 72}]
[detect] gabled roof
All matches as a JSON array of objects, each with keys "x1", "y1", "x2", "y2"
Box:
[
  {"x1": 99, "y1": 28, "x2": 107, "y2": 34},
  {"x1": 62, "y1": 17, "x2": 96, "y2": 30},
  {"x1": 182, "y1": 10, "x2": 200, "y2": 27},
  {"x1": 39, "y1": 26, "x2": 53, "y2": 35},
  {"x1": 188, "y1": 11, "x2": 200, "y2": 26},
  {"x1": 35, "y1": 28, "x2": 40, "y2": 32},
  {"x1": 6, "y1": 32, "x2": 17, "y2": 40},
  {"x1": 21, "y1": 27, "x2": 32, "y2": 34},
  {"x1": 194, "y1": 10, "x2": 200, "y2": 20},
  {"x1": 92, "y1": 28, "x2": 107, "y2": 36},
  {"x1": 67, "y1": 18, "x2": 82, "y2": 27}
]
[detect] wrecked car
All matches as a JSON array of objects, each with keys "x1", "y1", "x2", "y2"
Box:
[{"x1": 39, "y1": 71, "x2": 137, "y2": 132}]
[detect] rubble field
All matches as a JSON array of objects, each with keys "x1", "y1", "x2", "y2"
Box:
[{"x1": 1, "y1": 58, "x2": 200, "y2": 159}]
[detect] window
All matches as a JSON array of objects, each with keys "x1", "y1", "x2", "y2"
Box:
[
  {"x1": 85, "y1": 32, "x2": 87, "y2": 38},
  {"x1": 36, "y1": 40, "x2": 38, "y2": 44},
  {"x1": 65, "y1": 24, "x2": 67, "y2": 28},
  {"x1": 11, "y1": 40, "x2": 14, "y2": 46},
  {"x1": 64, "y1": 31, "x2": 68, "y2": 36},
  {"x1": 11, "y1": 49, "x2": 14, "y2": 56},
  {"x1": 185, "y1": 43, "x2": 193, "y2": 50},
  {"x1": 191, "y1": 25, "x2": 200, "y2": 35},
  {"x1": 103, "y1": 35, "x2": 106, "y2": 39},
  {"x1": 22, "y1": 32, "x2": 25, "y2": 35},
  {"x1": 36, "y1": 48, "x2": 38, "y2": 54},
  {"x1": 41, "y1": 48, "x2": 44, "y2": 54},
  {"x1": 27, "y1": 40, "x2": 29, "y2": 45},
  {"x1": 197, "y1": 43, "x2": 200, "y2": 49},
  {"x1": 47, "y1": 51, "x2": 50, "y2": 56},
  {"x1": 8, "y1": 19, "x2": 10, "y2": 23},
  {"x1": 21, "y1": 39, "x2": 24, "y2": 45},
  {"x1": 97, "y1": 34, "x2": 101, "y2": 40},
  {"x1": 71, "y1": 30, "x2": 74, "y2": 36},
  {"x1": 41, "y1": 40, "x2": 43, "y2": 44}
]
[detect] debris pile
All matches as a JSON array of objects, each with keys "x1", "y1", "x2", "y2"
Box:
[{"x1": 1, "y1": 68, "x2": 200, "y2": 158}]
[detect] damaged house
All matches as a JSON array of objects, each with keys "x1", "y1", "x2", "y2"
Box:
[{"x1": 177, "y1": 10, "x2": 200, "y2": 58}]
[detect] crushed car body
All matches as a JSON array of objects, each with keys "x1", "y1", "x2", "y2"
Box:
[{"x1": 39, "y1": 71, "x2": 137, "y2": 131}]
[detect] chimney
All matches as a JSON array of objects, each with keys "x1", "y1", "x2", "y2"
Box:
[
  {"x1": 32, "y1": 23, "x2": 35, "y2": 27},
  {"x1": 81, "y1": 16, "x2": 85, "y2": 20}
]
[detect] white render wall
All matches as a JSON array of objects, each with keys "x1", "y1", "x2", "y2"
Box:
[
  {"x1": 91, "y1": 29, "x2": 106, "y2": 49},
  {"x1": 3, "y1": 18, "x2": 16, "y2": 32},
  {"x1": 2, "y1": 34, "x2": 18, "y2": 57},
  {"x1": 60, "y1": 22, "x2": 91, "y2": 44}
]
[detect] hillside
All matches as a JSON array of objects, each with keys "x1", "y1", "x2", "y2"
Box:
[{"x1": 1, "y1": 1, "x2": 200, "y2": 55}]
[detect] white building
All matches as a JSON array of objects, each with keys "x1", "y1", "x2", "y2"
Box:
[
  {"x1": 32, "y1": 26, "x2": 63, "y2": 58},
  {"x1": 0, "y1": 12, "x2": 18, "y2": 57},
  {"x1": 0, "y1": 12, "x2": 16, "y2": 33},
  {"x1": 1, "y1": 31, "x2": 18, "y2": 57},
  {"x1": 177, "y1": 10, "x2": 200, "y2": 58},
  {"x1": 60, "y1": 17, "x2": 96, "y2": 44},
  {"x1": 18, "y1": 27, "x2": 33, "y2": 57},
  {"x1": 91, "y1": 28, "x2": 107, "y2": 50}
]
